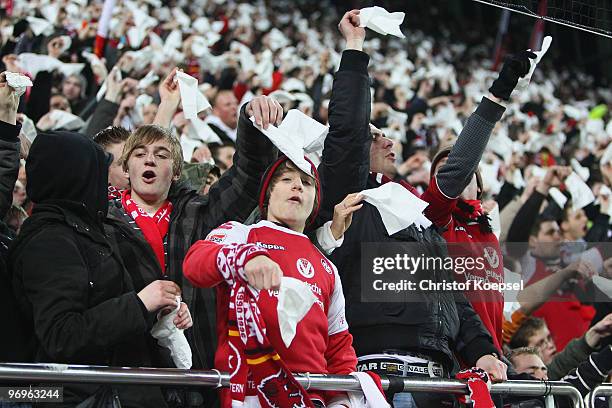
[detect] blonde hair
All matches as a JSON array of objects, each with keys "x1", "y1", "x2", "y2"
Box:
[{"x1": 121, "y1": 125, "x2": 183, "y2": 178}]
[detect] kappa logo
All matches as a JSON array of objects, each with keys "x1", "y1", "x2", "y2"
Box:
[
  {"x1": 296, "y1": 258, "x2": 315, "y2": 279},
  {"x1": 483, "y1": 246, "x2": 499, "y2": 269},
  {"x1": 320, "y1": 258, "x2": 333, "y2": 275},
  {"x1": 258, "y1": 369, "x2": 307, "y2": 408},
  {"x1": 206, "y1": 232, "x2": 226, "y2": 243}
]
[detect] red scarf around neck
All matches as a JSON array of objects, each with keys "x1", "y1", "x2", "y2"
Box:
[{"x1": 121, "y1": 190, "x2": 173, "y2": 272}]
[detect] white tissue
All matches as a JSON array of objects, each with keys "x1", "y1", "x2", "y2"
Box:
[
  {"x1": 571, "y1": 158, "x2": 590, "y2": 182},
  {"x1": 49, "y1": 110, "x2": 85, "y2": 131},
  {"x1": 26, "y1": 17, "x2": 54, "y2": 36},
  {"x1": 346, "y1": 372, "x2": 391, "y2": 408},
  {"x1": 278, "y1": 277, "x2": 317, "y2": 348},
  {"x1": 580, "y1": 248, "x2": 604, "y2": 276},
  {"x1": 176, "y1": 71, "x2": 211, "y2": 120},
  {"x1": 58, "y1": 36, "x2": 72, "y2": 54},
  {"x1": 5, "y1": 72, "x2": 32, "y2": 97},
  {"x1": 516, "y1": 36, "x2": 552, "y2": 91},
  {"x1": 488, "y1": 202, "x2": 501, "y2": 240},
  {"x1": 359, "y1": 6, "x2": 405, "y2": 38},
  {"x1": 361, "y1": 182, "x2": 431, "y2": 235},
  {"x1": 593, "y1": 276, "x2": 612, "y2": 298},
  {"x1": 138, "y1": 70, "x2": 159, "y2": 90},
  {"x1": 150, "y1": 300, "x2": 192, "y2": 369},
  {"x1": 251, "y1": 109, "x2": 329, "y2": 176},
  {"x1": 186, "y1": 117, "x2": 223, "y2": 145},
  {"x1": 565, "y1": 172, "x2": 595, "y2": 209},
  {"x1": 548, "y1": 187, "x2": 567, "y2": 209}
]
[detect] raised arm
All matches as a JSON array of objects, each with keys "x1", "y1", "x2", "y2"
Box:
[
  {"x1": 317, "y1": 10, "x2": 371, "y2": 224},
  {"x1": 0, "y1": 72, "x2": 21, "y2": 219},
  {"x1": 202, "y1": 96, "x2": 278, "y2": 227}
]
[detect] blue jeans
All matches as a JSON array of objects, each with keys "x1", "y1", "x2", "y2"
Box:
[{"x1": 393, "y1": 392, "x2": 418, "y2": 408}]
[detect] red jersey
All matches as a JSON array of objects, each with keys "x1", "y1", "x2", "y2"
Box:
[
  {"x1": 183, "y1": 220, "x2": 356, "y2": 406},
  {"x1": 421, "y1": 177, "x2": 504, "y2": 351},
  {"x1": 521, "y1": 254, "x2": 595, "y2": 350}
]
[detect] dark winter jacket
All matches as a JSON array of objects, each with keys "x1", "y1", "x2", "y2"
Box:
[
  {"x1": 9, "y1": 131, "x2": 167, "y2": 407},
  {"x1": 319, "y1": 50, "x2": 496, "y2": 371},
  {"x1": 0, "y1": 120, "x2": 30, "y2": 363}
]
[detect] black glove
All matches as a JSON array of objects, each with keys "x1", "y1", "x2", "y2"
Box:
[{"x1": 488, "y1": 50, "x2": 537, "y2": 101}]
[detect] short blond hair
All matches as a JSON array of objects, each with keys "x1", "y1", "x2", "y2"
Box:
[{"x1": 121, "y1": 125, "x2": 183, "y2": 178}]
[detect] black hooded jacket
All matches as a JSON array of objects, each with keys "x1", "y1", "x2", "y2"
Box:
[
  {"x1": 317, "y1": 50, "x2": 497, "y2": 372},
  {"x1": 9, "y1": 131, "x2": 167, "y2": 407}
]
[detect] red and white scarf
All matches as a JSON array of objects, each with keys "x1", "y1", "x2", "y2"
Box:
[
  {"x1": 455, "y1": 367, "x2": 494, "y2": 408},
  {"x1": 121, "y1": 190, "x2": 173, "y2": 272},
  {"x1": 218, "y1": 243, "x2": 314, "y2": 408}
]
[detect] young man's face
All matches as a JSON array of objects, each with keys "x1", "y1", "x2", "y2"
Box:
[
  {"x1": 369, "y1": 126, "x2": 396, "y2": 176},
  {"x1": 562, "y1": 208, "x2": 588, "y2": 240},
  {"x1": 529, "y1": 220, "x2": 562, "y2": 258},
  {"x1": 266, "y1": 167, "x2": 316, "y2": 232},
  {"x1": 106, "y1": 142, "x2": 129, "y2": 190},
  {"x1": 511, "y1": 353, "x2": 548, "y2": 380},
  {"x1": 527, "y1": 326, "x2": 557, "y2": 365},
  {"x1": 126, "y1": 139, "x2": 177, "y2": 204}
]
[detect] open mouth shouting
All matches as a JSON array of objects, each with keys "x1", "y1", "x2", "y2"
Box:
[
  {"x1": 288, "y1": 195, "x2": 303, "y2": 205},
  {"x1": 142, "y1": 170, "x2": 157, "y2": 184}
]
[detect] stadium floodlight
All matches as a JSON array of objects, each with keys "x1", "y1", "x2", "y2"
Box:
[{"x1": 471, "y1": 0, "x2": 612, "y2": 39}]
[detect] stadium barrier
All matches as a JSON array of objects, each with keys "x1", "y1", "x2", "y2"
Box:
[
  {"x1": 587, "y1": 384, "x2": 612, "y2": 408},
  {"x1": 0, "y1": 363, "x2": 584, "y2": 407}
]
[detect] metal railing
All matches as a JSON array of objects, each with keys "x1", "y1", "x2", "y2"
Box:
[
  {"x1": 0, "y1": 363, "x2": 585, "y2": 408},
  {"x1": 587, "y1": 383, "x2": 612, "y2": 407}
]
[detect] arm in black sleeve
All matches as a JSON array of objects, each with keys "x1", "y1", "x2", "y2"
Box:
[
  {"x1": 84, "y1": 99, "x2": 119, "y2": 137},
  {"x1": 561, "y1": 345, "x2": 612, "y2": 396},
  {"x1": 585, "y1": 212, "x2": 610, "y2": 243},
  {"x1": 506, "y1": 190, "x2": 547, "y2": 258},
  {"x1": 496, "y1": 181, "x2": 520, "y2": 211},
  {"x1": 316, "y1": 50, "x2": 371, "y2": 224},
  {"x1": 19, "y1": 231, "x2": 149, "y2": 362},
  {"x1": 25, "y1": 71, "x2": 53, "y2": 123},
  {"x1": 201, "y1": 103, "x2": 277, "y2": 227},
  {"x1": 0, "y1": 121, "x2": 20, "y2": 219},
  {"x1": 435, "y1": 96, "x2": 505, "y2": 198}
]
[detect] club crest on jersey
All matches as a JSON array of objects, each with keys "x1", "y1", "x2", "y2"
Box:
[
  {"x1": 320, "y1": 258, "x2": 333, "y2": 275},
  {"x1": 258, "y1": 369, "x2": 307, "y2": 408},
  {"x1": 296, "y1": 258, "x2": 315, "y2": 279},
  {"x1": 483, "y1": 246, "x2": 499, "y2": 269}
]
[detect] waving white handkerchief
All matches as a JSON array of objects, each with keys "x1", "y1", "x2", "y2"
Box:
[
  {"x1": 26, "y1": 17, "x2": 54, "y2": 36},
  {"x1": 565, "y1": 172, "x2": 595, "y2": 209},
  {"x1": 176, "y1": 71, "x2": 211, "y2": 120},
  {"x1": 251, "y1": 109, "x2": 329, "y2": 176},
  {"x1": 359, "y1": 6, "x2": 405, "y2": 38},
  {"x1": 278, "y1": 277, "x2": 317, "y2": 348},
  {"x1": 548, "y1": 187, "x2": 568, "y2": 209},
  {"x1": 187, "y1": 117, "x2": 222, "y2": 145},
  {"x1": 138, "y1": 70, "x2": 159, "y2": 90},
  {"x1": 571, "y1": 158, "x2": 590, "y2": 182},
  {"x1": 58, "y1": 36, "x2": 72, "y2": 54},
  {"x1": 151, "y1": 299, "x2": 192, "y2": 369},
  {"x1": 5, "y1": 72, "x2": 33, "y2": 97},
  {"x1": 516, "y1": 36, "x2": 552, "y2": 91},
  {"x1": 361, "y1": 182, "x2": 430, "y2": 235},
  {"x1": 49, "y1": 110, "x2": 85, "y2": 131}
]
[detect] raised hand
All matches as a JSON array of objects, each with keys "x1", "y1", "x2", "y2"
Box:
[{"x1": 338, "y1": 9, "x2": 365, "y2": 51}]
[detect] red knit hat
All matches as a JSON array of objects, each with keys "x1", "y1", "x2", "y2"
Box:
[{"x1": 258, "y1": 155, "x2": 321, "y2": 226}]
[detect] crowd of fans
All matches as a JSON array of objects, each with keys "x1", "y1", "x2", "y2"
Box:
[{"x1": 1, "y1": 0, "x2": 612, "y2": 407}]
